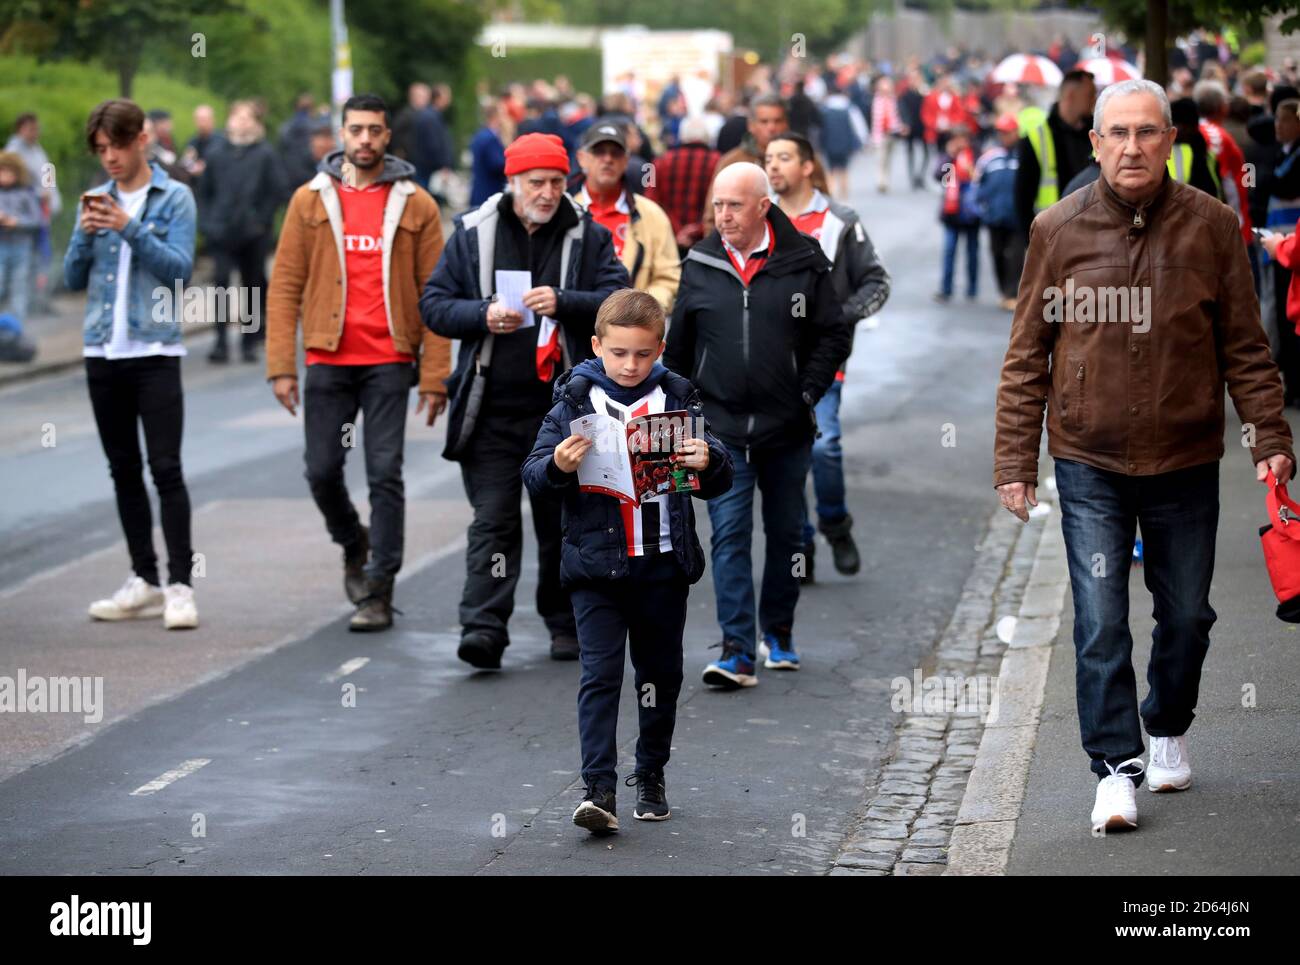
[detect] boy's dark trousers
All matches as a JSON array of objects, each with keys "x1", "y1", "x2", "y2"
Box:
[{"x1": 571, "y1": 551, "x2": 688, "y2": 791}]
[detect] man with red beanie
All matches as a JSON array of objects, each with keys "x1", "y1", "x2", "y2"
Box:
[{"x1": 421, "y1": 132, "x2": 629, "y2": 669}]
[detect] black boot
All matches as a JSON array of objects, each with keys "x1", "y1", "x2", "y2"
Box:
[
  {"x1": 458, "y1": 630, "x2": 506, "y2": 670},
  {"x1": 550, "y1": 632, "x2": 580, "y2": 661},
  {"x1": 349, "y1": 576, "x2": 393, "y2": 632},
  {"x1": 343, "y1": 525, "x2": 370, "y2": 604},
  {"x1": 819, "y1": 514, "x2": 861, "y2": 576},
  {"x1": 798, "y1": 538, "x2": 816, "y2": 585}
]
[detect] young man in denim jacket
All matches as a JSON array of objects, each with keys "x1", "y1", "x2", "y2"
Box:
[{"x1": 65, "y1": 99, "x2": 200, "y2": 630}]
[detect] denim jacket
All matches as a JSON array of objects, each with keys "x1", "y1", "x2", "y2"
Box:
[{"x1": 64, "y1": 162, "x2": 197, "y2": 346}]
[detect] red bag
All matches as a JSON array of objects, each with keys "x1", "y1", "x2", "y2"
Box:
[{"x1": 1258, "y1": 470, "x2": 1300, "y2": 622}]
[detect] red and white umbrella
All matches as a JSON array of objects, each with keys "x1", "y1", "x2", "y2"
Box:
[
  {"x1": 991, "y1": 54, "x2": 1064, "y2": 87},
  {"x1": 1072, "y1": 57, "x2": 1141, "y2": 86}
]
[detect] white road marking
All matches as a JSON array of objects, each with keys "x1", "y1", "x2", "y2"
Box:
[
  {"x1": 129, "y1": 757, "x2": 211, "y2": 796},
  {"x1": 325, "y1": 657, "x2": 370, "y2": 683}
]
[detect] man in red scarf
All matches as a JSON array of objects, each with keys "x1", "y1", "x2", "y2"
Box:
[{"x1": 421, "y1": 132, "x2": 629, "y2": 669}]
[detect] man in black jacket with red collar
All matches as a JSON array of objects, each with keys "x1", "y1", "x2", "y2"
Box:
[{"x1": 664, "y1": 162, "x2": 849, "y2": 689}]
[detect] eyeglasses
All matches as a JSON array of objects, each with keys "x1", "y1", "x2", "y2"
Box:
[{"x1": 1098, "y1": 126, "x2": 1171, "y2": 145}]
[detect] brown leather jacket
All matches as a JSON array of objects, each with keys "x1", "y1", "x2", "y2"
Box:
[
  {"x1": 266, "y1": 162, "x2": 450, "y2": 394},
  {"x1": 994, "y1": 173, "x2": 1293, "y2": 487}
]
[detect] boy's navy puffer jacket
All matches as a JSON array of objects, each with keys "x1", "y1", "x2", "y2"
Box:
[{"x1": 522, "y1": 362, "x2": 734, "y2": 587}]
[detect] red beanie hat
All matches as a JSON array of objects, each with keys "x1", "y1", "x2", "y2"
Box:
[{"x1": 504, "y1": 132, "x2": 570, "y2": 177}]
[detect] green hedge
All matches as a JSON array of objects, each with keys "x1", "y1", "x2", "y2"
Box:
[{"x1": 0, "y1": 55, "x2": 224, "y2": 265}]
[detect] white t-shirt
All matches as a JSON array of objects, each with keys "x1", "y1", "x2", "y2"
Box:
[{"x1": 83, "y1": 184, "x2": 186, "y2": 360}]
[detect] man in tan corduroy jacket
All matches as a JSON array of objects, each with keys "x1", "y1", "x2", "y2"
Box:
[{"x1": 265, "y1": 93, "x2": 449, "y2": 632}]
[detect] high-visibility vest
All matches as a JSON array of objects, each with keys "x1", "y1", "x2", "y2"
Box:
[
  {"x1": 1167, "y1": 143, "x2": 1192, "y2": 181},
  {"x1": 1167, "y1": 143, "x2": 1223, "y2": 199},
  {"x1": 1025, "y1": 120, "x2": 1059, "y2": 212},
  {"x1": 1017, "y1": 105, "x2": 1047, "y2": 136}
]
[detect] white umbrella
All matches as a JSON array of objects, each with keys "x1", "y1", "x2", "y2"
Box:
[
  {"x1": 991, "y1": 54, "x2": 1064, "y2": 87},
  {"x1": 1072, "y1": 57, "x2": 1142, "y2": 86}
]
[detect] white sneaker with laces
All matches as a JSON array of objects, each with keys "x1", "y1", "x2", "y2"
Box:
[
  {"x1": 163, "y1": 583, "x2": 199, "y2": 630},
  {"x1": 1147, "y1": 735, "x2": 1191, "y2": 792},
  {"x1": 1090, "y1": 757, "x2": 1144, "y2": 834},
  {"x1": 88, "y1": 575, "x2": 165, "y2": 621}
]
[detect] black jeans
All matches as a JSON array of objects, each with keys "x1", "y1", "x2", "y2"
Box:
[
  {"x1": 1055, "y1": 458, "x2": 1219, "y2": 783},
  {"x1": 85, "y1": 355, "x2": 193, "y2": 586},
  {"x1": 987, "y1": 225, "x2": 1025, "y2": 300},
  {"x1": 905, "y1": 133, "x2": 929, "y2": 187},
  {"x1": 571, "y1": 552, "x2": 688, "y2": 791},
  {"x1": 210, "y1": 235, "x2": 268, "y2": 350},
  {"x1": 303, "y1": 362, "x2": 412, "y2": 581},
  {"x1": 458, "y1": 407, "x2": 575, "y2": 645}
]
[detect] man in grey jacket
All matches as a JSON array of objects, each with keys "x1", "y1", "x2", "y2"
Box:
[{"x1": 767, "y1": 132, "x2": 891, "y2": 580}]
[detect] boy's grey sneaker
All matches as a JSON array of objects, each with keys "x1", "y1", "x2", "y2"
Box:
[
  {"x1": 573, "y1": 786, "x2": 619, "y2": 834},
  {"x1": 627, "y1": 770, "x2": 671, "y2": 821}
]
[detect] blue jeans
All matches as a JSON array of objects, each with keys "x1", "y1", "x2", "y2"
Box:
[
  {"x1": 801, "y1": 379, "x2": 847, "y2": 544},
  {"x1": 1055, "y1": 458, "x2": 1219, "y2": 783},
  {"x1": 0, "y1": 234, "x2": 33, "y2": 322},
  {"x1": 707, "y1": 441, "x2": 812, "y2": 656},
  {"x1": 941, "y1": 224, "x2": 979, "y2": 298}
]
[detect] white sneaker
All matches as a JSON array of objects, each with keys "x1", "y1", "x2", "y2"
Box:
[
  {"x1": 1090, "y1": 757, "x2": 1144, "y2": 834},
  {"x1": 1147, "y1": 735, "x2": 1191, "y2": 792},
  {"x1": 163, "y1": 583, "x2": 199, "y2": 630},
  {"x1": 88, "y1": 575, "x2": 165, "y2": 621}
]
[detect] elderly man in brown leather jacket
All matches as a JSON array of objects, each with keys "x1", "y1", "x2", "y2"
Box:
[{"x1": 993, "y1": 79, "x2": 1295, "y2": 835}]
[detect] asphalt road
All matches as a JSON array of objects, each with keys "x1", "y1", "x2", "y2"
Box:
[{"x1": 0, "y1": 154, "x2": 1017, "y2": 874}]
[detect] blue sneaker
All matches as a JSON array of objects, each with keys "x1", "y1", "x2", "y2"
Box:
[
  {"x1": 702, "y1": 642, "x2": 758, "y2": 689},
  {"x1": 759, "y1": 632, "x2": 800, "y2": 671}
]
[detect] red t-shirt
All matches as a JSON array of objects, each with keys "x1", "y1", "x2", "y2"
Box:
[
  {"x1": 791, "y1": 207, "x2": 829, "y2": 240},
  {"x1": 306, "y1": 180, "x2": 412, "y2": 367},
  {"x1": 584, "y1": 188, "x2": 630, "y2": 259}
]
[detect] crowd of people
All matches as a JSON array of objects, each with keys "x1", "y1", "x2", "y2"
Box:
[{"x1": 36, "y1": 25, "x2": 1300, "y2": 836}]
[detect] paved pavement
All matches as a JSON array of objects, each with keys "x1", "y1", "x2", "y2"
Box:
[{"x1": 1006, "y1": 431, "x2": 1300, "y2": 874}]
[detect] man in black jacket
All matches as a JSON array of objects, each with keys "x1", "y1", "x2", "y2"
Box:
[
  {"x1": 767, "y1": 132, "x2": 890, "y2": 580},
  {"x1": 664, "y1": 162, "x2": 850, "y2": 689},
  {"x1": 198, "y1": 100, "x2": 287, "y2": 363},
  {"x1": 1015, "y1": 70, "x2": 1096, "y2": 238},
  {"x1": 421, "y1": 132, "x2": 629, "y2": 669}
]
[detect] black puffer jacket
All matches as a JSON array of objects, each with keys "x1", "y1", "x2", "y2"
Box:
[
  {"x1": 522, "y1": 363, "x2": 733, "y2": 587},
  {"x1": 664, "y1": 204, "x2": 848, "y2": 453}
]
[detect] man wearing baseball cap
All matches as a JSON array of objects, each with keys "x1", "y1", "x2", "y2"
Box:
[
  {"x1": 422, "y1": 132, "x2": 629, "y2": 669},
  {"x1": 572, "y1": 122, "x2": 680, "y2": 311}
]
